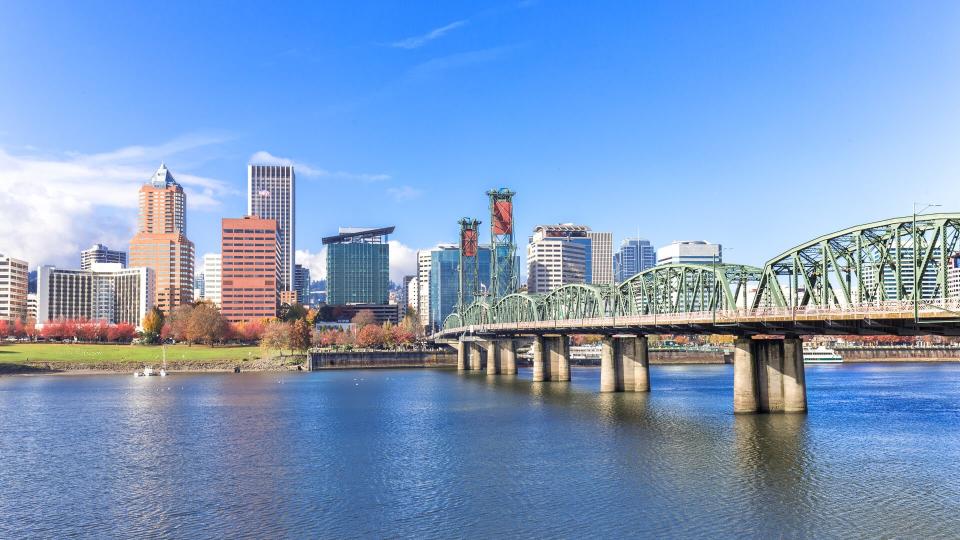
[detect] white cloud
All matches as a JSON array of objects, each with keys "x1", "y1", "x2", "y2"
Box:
[
  {"x1": 388, "y1": 240, "x2": 418, "y2": 283},
  {"x1": 387, "y1": 185, "x2": 423, "y2": 201},
  {"x1": 0, "y1": 136, "x2": 233, "y2": 270},
  {"x1": 250, "y1": 150, "x2": 391, "y2": 182},
  {"x1": 296, "y1": 241, "x2": 418, "y2": 285},
  {"x1": 391, "y1": 20, "x2": 467, "y2": 50},
  {"x1": 295, "y1": 247, "x2": 328, "y2": 281}
]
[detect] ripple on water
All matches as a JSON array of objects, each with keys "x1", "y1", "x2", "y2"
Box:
[{"x1": 1, "y1": 365, "x2": 960, "y2": 537}]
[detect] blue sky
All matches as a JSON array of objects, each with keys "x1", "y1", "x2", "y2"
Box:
[{"x1": 1, "y1": 1, "x2": 959, "y2": 280}]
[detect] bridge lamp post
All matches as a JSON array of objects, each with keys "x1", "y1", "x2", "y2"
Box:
[{"x1": 913, "y1": 202, "x2": 941, "y2": 324}]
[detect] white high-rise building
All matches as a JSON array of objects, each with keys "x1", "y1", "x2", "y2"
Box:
[
  {"x1": 406, "y1": 275, "x2": 419, "y2": 317},
  {"x1": 949, "y1": 254, "x2": 960, "y2": 299},
  {"x1": 203, "y1": 253, "x2": 222, "y2": 307},
  {"x1": 248, "y1": 164, "x2": 295, "y2": 292},
  {"x1": 0, "y1": 254, "x2": 29, "y2": 322},
  {"x1": 37, "y1": 263, "x2": 154, "y2": 328},
  {"x1": 416, "y1": 249, "x2": 434, "y2": 328},
  {"x1": 587, "y1": 231, "x2": 613, "y2": 284},
  {"x1": 527, "y1": 232, "x2": 587, "y2": 294},
  {"x1": 81, "y1": 244, "x2": 127, "y2": 270},
  {"x1": 656, "y1": 241, "x2": 722, "y2": 266}
]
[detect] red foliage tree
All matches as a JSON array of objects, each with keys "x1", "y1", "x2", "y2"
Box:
[
  {"x1": 108, "y1": 323, "x2": 136, "y2": 343},
  {"x1": 0, "y1": 320, "x2": 9, "y2": 339},
  {"x1": 355, "y1": 324, "x2": 385, "y2": 348}
]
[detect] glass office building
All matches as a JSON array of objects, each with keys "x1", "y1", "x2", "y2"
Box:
[
  {"x1": 429, "y1": 245, "x2": 492, "y2": 331},
  {"x1": 323, "y1": 227, "x2": 393, "y2": 306}
]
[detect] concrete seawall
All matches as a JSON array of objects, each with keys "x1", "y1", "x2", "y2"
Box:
[{"x1": 309, "y1": 350, "x2": 457, "y2": 370}]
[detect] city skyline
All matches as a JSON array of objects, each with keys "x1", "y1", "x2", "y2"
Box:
[{"x1": 2, "y1": 2, "x2": 959, "y2": 284}]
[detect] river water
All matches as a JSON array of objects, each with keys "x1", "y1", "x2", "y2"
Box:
[{"x1": 1, "y1": 364, "x2": 959, "y2": 538}]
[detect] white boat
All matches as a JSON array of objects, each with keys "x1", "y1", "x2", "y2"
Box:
[{"x1": 803, "y1": 346, "x2": 843, "y2": 364}]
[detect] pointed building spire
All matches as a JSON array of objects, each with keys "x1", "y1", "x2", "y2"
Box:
[{"x1": 149, "y1": 162, "x2": 178, "y2": 187}]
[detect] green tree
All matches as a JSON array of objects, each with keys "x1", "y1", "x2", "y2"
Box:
[{"x1": 282, "y1": 303, "x2": 309, "y2": 322}]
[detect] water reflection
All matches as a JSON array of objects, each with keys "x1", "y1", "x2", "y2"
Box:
[{"x1": 1, "y1": 365, "x2": 960, "y2": 537}]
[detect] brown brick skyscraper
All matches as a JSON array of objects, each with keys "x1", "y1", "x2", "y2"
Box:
[{"x1": 129, "y1": 164, "x2": 195, "y2": 315}]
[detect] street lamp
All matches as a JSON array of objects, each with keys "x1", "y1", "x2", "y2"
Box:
[{"x1": 913, "y1": 202, "x2": 941, "y2": 323}]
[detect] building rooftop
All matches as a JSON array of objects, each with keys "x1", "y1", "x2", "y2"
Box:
[
  {"x1": 148, "y1": 163, "x2": 179, "y2": 188},
  {"x1": 322, "y1": 226, "x2": 395, "y2": 245}
]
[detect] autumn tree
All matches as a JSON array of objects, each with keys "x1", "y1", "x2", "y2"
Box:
[
  {"x1": 351, "y1": 309, "x2": 377, "y2": 328},
  {"x1": 260, "y1": 320, "x2": 290, "y2": 355},
  {"x1": 168, "y1": 304, "x2": 194, "y2": 342},
  {"x1": 186, "y1": 302, "x2": 229, "y2": 344},
  {"x1": 290, "y1": 319, "x2": 312, "y2": 352},
  {"x1": 141, "y1": 307, "x2": 165, "y2": 343}
]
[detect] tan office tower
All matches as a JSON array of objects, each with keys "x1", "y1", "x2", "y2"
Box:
[{"x1": 129, "y1": 164, "x2": 195, "y2": 315}]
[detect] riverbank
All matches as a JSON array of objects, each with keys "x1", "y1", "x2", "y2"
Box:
[{"x1": 0, "y1": 343, "x2": 303, "y2": 375}]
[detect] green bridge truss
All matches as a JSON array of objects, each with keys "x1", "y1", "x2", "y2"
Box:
[{"x1": 442, "y1": 214, "x2": 960, "y2": 332}]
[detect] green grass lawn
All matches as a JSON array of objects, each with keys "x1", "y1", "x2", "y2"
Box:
[{"x1": 0, "y1": 343, "x2": 263, "y2": 364}]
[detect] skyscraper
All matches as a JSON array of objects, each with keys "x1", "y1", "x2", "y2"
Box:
[
  {"x1": 323, "y1": 227, "x2": 393, "y2": 306},
  {"x1": 416, "y1": 249, "x2": 434, "y2": 329},
  {"x1": 248, "y1": 164, "x2": 295, "y2": 293},
  {"x1": 220, "y1": 216, "x2": 279, "y2": 322},
  {"x1": 294, "y1": 264, "x2": 311, "y2": 306},
  {"x1": 129, "y1": 164, "x2": 195, "y2": 315},
  {"x1": 429, "y1": 245, "x2": 492, "y2": 331},
  {"x1": 80, "y1": 244, "x2": 126, "y2": 270},
  {"x1": 614, "y1": 238, "x2": 655, "y2": 281},
  {"x1": 587, "y1": 231, "x2": 613, "y2": 284},
  {"x1": 202, "y1": 253, "x2": 222, "y2": 307},
  {"x1": 526, "y1": 225, "x2": 590, "y2": 293},
  {"x1": 0, "y1": 253, "x2": 29, "y2": 322}
]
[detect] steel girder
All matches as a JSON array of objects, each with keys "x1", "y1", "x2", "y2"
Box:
[
  {"x1": 618, "y1": 263, "x2": 762, "y2": 315},
  {"x1": 753, "y1": 214, "x2": 960, "y2": 309},
  {"x1": 442, "y1": 312, "x2": 463, "y2": 331},
  {"x1": 490, "y1": 293, "x2": 542, "y2": 323},
  {"x1": 461, "y1": 301, "x2": 491, "y2": 326},
  {"x1": 540, "y1": 283, "x2": 620, "y2": 321}
]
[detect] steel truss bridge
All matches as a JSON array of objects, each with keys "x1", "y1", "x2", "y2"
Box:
[{"x1": 437, "y1": 214, "x2": 960, "y2": 338}]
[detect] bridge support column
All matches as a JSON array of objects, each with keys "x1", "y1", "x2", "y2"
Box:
[
  {"x1": 733, "y1": 337, "x2": 807, "y2": 414},
  {"x1": 620, "y1": 336, "x2": 637, "y2": 391},
  {"x1": 500, "y1": 340, "x2": 517, "y2": 375},
  {"x1": 485, "y1": 340, "x2": 500, "y2": 375},
  {"x1": 782, "y1": 338, "x2": 807, "y2": 413},
  {"x1": 532, "y1": 336, "x2": 547, "y2": 382},
  {"x1": 733, "y1": 337, "x2": 758, "y2": 413},
  {"x1": 600, "y1": 336, "x2": 617, "y2": 392},
  {"x1": 634, "y1": 335, "x2": 650, "y2": 392},
  {"x1": 547, "y1": 335, "x2": 570, "y2": 382},
  {"x1": 456, "y1": 340, "x2": 467, "y2": 372},
  {"x1": 468, "y1": 341, "x2": 483, "y2": 371}
]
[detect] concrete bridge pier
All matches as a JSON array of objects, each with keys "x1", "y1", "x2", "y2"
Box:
[
  {"x1": 532, "y1": 336, "x2": 548, "y2": 382},
  {"x1": 485, "y1": 340, "x2": 500, "y2": 375},
  {"x1": 500, "y1": 340, "x2": 517, "y2": 375},
  {"x1": 601, "y1": 335, "x2": 650, "y2": 392},
  {"x1": 734, "y1": 337, "x2": 807, "y2": 414},
  {"x1": 468, "y1": 341, "x2": 484, "y2": 371},
  {"x1": 545, "y1": 335, "x2": 571, "y2": 382},
  {"x1": 456, "y1": 340, "x2": 467, "y2": 371}
]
